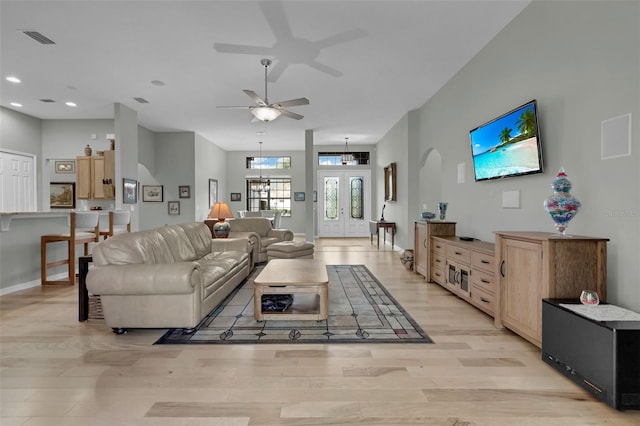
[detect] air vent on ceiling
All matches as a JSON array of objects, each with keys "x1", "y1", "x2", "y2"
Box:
[
  {"x1": 40, "y1": 99, "x2": 56, "y2": 103},
  {"x1": 22, "y1": 31, "x2": 56, "y2": 45},
  {"x1": 133, "y1": 97, "x2": 149, "y2": 104}
]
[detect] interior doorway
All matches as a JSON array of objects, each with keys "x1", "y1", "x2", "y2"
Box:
[{"x1": 317, "y1": 170, "x2": 371, "y2": 237}]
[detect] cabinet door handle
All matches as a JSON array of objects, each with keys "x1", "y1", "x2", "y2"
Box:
[
  {"x1": 481, "y1": 279, "x2": 490, "y2": 284},
  {"x1": 423, "y1": 239, "x2": 427, "y2": 248},
  {"x1": 499, "y1": 260, "x2": 505, "y2": 277},
  {"x1": 481, "y1": 260, "x2": 490, "y2": 264},
  {"x1": 480, "y1": 297, "x2": 490, "y2": 304},
  {"x1": 455, "y1": 251, "x2": 463, "y2": 255}
]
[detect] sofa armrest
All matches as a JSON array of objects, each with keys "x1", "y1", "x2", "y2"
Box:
[
  {"x1": 268, "y1": 229, "x2": 294, "y2": 241},
  {"x1": 87, "y1": 262, "x2": 199, "y2": 295},
  {"x1": 227, "y1": 231, "x2": 260, "y2": 248},
  {"x1": 210, "y1": 237, "x2": 252, "y2": 253}
]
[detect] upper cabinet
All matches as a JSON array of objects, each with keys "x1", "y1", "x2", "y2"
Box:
[{"x1": 76, "y1": 151, "x2": 115, "y2": 200}]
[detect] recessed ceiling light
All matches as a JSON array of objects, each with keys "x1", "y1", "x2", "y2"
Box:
[
  {"x1": 10, "y1": 102, "x2": 23, "y2": 107},
  {"x1": 6, "y1": 76, "x2": 21, "y2": 83},
  {"x1": 151, "y1": 80, "x2": 165, "y2": 86},
  {"x1": 65, "y1": 101, "x2": 77, "y2": 107}
]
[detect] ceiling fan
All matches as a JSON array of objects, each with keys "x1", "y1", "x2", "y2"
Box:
[{"x1": 217, "y1": 58, "x2": 309, "y2": 122}]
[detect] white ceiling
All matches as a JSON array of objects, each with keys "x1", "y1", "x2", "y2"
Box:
[{"x1": 1, "y1": 0, "x2": 530, "y2": 151}]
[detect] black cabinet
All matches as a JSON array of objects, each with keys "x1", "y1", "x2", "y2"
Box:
[{"x1": 542, "y1": 299, "x2": 640, "y2": 410}]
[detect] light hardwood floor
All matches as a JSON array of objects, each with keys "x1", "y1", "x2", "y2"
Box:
[{"x1": 1, "y1": 237, "x2": 638, "y2": 425}]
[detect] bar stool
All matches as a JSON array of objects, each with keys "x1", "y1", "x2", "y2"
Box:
[
  {"x1": 99, "y1": 210, "x2": 131, "y2": 239},
  {"x1": 40, "y1": 211, "x2": 100, "y2": 285}
]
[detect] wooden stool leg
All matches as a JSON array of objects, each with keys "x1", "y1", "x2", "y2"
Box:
[{"x1": 41, "y1": 236, "x2": 47, "y2": 285}]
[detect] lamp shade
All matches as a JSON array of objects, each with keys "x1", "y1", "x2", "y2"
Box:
[
  {"x1": 251, "y1": 106, "x2": 281, "y2": 122},
  {"x1": 208, "y1": 202, "x2": 233, "y2": 220},
  {"x1": 208, "y1": 202, "x2": 234, "y2": 238}
]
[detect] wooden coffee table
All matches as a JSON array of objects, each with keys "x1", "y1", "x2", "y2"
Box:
[{"x1": 253, "y1": 259, "x2": 329, "y2": 321}]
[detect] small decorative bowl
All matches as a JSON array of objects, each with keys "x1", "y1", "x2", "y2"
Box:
[{"x1": 421, "y1": 211, "x2": 436, "y2": 220}]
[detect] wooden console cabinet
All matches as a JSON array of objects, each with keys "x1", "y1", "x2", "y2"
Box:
[
  {"x1": 76, "y1": 151, "x2": 115, "y2": 200},
  {"x1": 495, "y1": 231, "x2": 608, "y2": 348},
  {"x1": 413, "y1": 221, "x2": 455, "y2": 278},
  {"x1": 431, "y1": 236, "x2": 496, "y2": 317}
]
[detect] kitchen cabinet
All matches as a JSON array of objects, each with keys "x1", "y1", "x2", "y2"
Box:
[{"x1": 76, "y1": 151, "x2": 115, "y2": 200}]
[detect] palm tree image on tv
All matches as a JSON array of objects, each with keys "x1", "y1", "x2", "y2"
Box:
[{"x1": 470, "y1": 101, "x2": 542, "y2": 180}]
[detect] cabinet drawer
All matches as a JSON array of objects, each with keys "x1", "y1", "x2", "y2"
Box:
[
  {"x1": 446, "y1": 244, "x2": 471, "y2": 263},
  {"x1": 471, "y1": 269, "x2": 496, "y2": 295},
  {"x1": 430, "y1": 266, "x2": 445, "y2": 286},
  {"x1": 471, "y1": 251, "x2": 495, "y2": 272},
  {"x1": 431, "y1": 238, "x2": 446, "y2": 254},
  {"x1": 431, "y1": 252, "x2": 446, "y2": 272},
  {"x1": 471, "y1": 287, "x2": 495, "y2": 315}
]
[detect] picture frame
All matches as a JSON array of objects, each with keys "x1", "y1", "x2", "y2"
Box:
[
  {"x1": 230, "y1": 192, "x2": 241, "y2": 202},
  {"x1": 168, "y1": 201, "x2": 180, "y2": 215},
  {"x1": 142, "y1": 185, "x2": 163, "y2": 202},
  {"x1": 179, "y1": 185, "x2": 190, "y2": 199},
  {"x1": 384, "y1": 162, "x2": 397, "y2": 202},
  {"x1": 294, "y1": 191, "x2": 305, "y2": 201},
  {"x1": 123, "y1": 178, "x2": 138, "y2": 204},
  {"x1": 54, "y1": 160, "x2": 75, "y2": 174},
  {"x1": 209, "y1": 179, "x2": 218, "y2": 208},
  {"x1": 50, "y1": 182, "x2": 75, "y2": 209}
]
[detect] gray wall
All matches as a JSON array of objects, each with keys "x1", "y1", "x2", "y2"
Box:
[
  {"x1": 404, "y1": 0, "x2": 639, "y2": 311},
  {"x1": 195, "y1": 133, "x2": 227, "y2": 221}
]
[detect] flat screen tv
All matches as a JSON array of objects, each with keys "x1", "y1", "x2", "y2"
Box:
[{"x1": 469, "y1": 100, "x2": 544, "y2": 181}]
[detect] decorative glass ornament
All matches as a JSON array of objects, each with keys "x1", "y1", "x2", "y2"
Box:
[{"x1": 543, "y1": 168, "x2": 581, "y2": 234}]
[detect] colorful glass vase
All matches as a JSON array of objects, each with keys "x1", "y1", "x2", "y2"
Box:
[{"x1": 543, "y1": 168, "x2": 581, "y2": 235}]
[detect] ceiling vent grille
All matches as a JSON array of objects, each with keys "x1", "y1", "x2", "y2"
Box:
[
  {"x1": 40, "y1": 99, "x2": 56, "y2": 103},
  {"x1": 22, "y1": 31, "x2": 56, "y2": 45},
  {"x1": 133, "y1": 97, "x2": 149, "y2": 104}
]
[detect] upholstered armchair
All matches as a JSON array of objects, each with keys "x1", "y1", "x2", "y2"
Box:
[{"x1": 226, "y1": 217, "x2": 293, "y2": 263}]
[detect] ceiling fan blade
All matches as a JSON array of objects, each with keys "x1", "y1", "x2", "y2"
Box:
[
  {"x1": 213, "y1": 42, "x2": 272, "y2": 55},
  {"x1": 272, "y1": 97, "x2": 310, "y2": 108},
  {"x1": 243, "y1": 90, "x2": 267, "y2": 106},
  {"x1": 279, "y1": 109, "x2": 304, "y2": 120}
]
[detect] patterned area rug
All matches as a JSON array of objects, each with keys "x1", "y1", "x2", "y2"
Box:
[{"x1": 155, "y1": 264, "x2": 432, "y2": 344}]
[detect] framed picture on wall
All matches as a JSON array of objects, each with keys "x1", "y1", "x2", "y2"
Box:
[
  {"x1": 50, "y1": 182, "x2": 75, "y2": 209},
  {"x1": 179, "y1": 185, "x2": 190, "y2": 198},
  {"x1": 142, "y1": 185, "x2": 163, "y2": 202},
  {"x1": 230, "y1": 192, "x2": 241, "y2": 202},
  {"x1": 294, "y1": 192, "x2": 305, "y2": 201},
  {"x1": 123, "y1": 178, "x2": 138, "y2": 204},
  {"x1": 168, "y1": 201, "x2": 180, "y2": 215},
  {"x1": 209, "y1": 179, "x2": 218, "y2": 208},
  {"x1": 54, "y1": 160, "x2": 75, "y2": 174}
]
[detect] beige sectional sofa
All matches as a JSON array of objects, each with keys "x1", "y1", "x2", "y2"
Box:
[
  {"x1": 86, "y1": 222, "x2": 251, "y2": 334},
  {"x1": 226, "y1": 217, "x2": 294, "y2": 263}
]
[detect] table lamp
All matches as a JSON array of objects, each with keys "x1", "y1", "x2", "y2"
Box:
[{"x1": 208, "y1": 202, "x2": 234, "y2": 238}]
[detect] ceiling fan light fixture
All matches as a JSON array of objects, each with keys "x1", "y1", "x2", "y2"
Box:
[{"x1": 251, "y1": 106, "x2": 281, "y2": 122}]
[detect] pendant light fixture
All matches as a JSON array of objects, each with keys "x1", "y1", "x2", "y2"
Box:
[
  {"x1": 341, "y1": 137, "x2": 354, "y2": 165},
  {"x1": 254, "y1": 141, "x2": 270, "y2": 193}
]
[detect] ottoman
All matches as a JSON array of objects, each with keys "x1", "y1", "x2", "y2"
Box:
[{"x1": 267, "y1": 241, "x2": 315, "y2": 260}]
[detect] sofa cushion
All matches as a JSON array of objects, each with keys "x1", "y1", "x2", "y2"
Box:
[
  {"x1": 155, "y1": 225, "x2": 198, "y2": 262},
  {"x1": 228, "y1": 217, "x2": 272, "y2": 237},
  {"x1": 92, "y1": 229, "x2": 175, "y2": 265}
]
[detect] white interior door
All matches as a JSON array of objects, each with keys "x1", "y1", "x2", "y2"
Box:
[
  {"x1": 317, "y1": 170, "x2": 371, "y2": 237},
  {"x1": 0, "y1": 150, "x2": 36, "y2": 212}
]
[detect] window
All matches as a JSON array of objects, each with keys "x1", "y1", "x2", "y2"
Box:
[
  {"x1": 246, "y1": 156, "x2": 291, "y2": 169},
  {"x1": 246, "y1": 177, "x2": 291, "y2": 216},
  {"x1": 318, "y1": 152, "x2": 370, "y2": 165}
]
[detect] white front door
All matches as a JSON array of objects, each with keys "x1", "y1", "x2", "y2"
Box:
[
  {"x1": 0, "y1": 150, "x2": 37, "y2": 212},
  {"x1": 317, "y1": 170, "x2": 371, "y2": 237}
]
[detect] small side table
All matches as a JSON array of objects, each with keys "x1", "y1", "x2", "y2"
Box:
[
  {"x1": 369, "y1": 220, "x2": 396, "y2": 249},
  {"x1": 78, "y1": 255, "x2": 92, "y2": 321}
]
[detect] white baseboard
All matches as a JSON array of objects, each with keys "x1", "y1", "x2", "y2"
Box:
[{"x1": 0, "y1": 272, "x2": 68, "y2": 296}]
